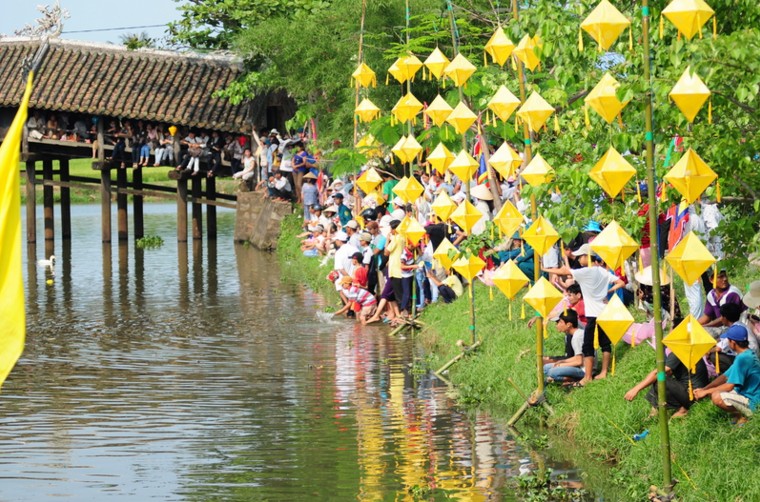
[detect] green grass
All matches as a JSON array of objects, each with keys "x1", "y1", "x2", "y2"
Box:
[{"x1": 277, "y1": 213, "x2": 760, "y2": 501}]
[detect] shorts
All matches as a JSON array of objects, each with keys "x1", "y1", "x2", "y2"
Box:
[
  {"x1": 719, "y1": 391, "x2": 754, "y2": 417},
  {"x1": 361, "y1": 304, "x2": 377, "y2": 318}
]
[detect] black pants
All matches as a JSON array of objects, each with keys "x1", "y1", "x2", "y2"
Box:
[
  {"x1": 645, "y1": 378, "x2": 694, "y2": 410},
  {"x1": 582, "y1": 317, "x2": 612, "y2": 357}
]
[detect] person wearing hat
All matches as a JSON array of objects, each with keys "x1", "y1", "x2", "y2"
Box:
[
  {"x1": 544, "y1": 309, "x2": 585, "y2": 384},
  {"x1": 543, "y1": 243, "x2": 625, "y2": 385},
  {"x1": 301, "y1": 225, "x2": 326, "y2": 257},
  {"x1": 300, "y1": 171, "x2": 320, "y2": 222},
  {"x1": 497, "y1": 231, "x2": 535, "y2": 281},
  {"x1": 390, "y1": 197, "x2": 406, "y2": 221},
  {"x1": 694, "y1": 324, "x2": 760, "y2": 425},
  {"x1": 331, "y1": 193, "x2": 352, "y2": 227},
  {"x1": 344, "y1": 220, "x2": 361, "y2": 248},
  {"x1": 624, "y1": 330, "x2": 709, "y2": 419},
  {"x1": 332, "y1": 275, "x2": 378, "y2": 324},
  {"x1": 634, "y1": 265, "x2": 683, "y2": 324},
  {"x1": 470, "y1": 184, "x2": 494, "y2": 236},
  {"x1": 698, "y1": 270, "x2": 746, "y2": 328},
  {"x1": 742, "y1": 281, "x2": 760, "y2": 346},
  {"x1": 330, "y1": 230, "x2": 360, "y2": 298}
]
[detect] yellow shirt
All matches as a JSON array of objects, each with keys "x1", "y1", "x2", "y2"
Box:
[{"x1": 386, "y1": 234, "x2": 406, "y2": 279}]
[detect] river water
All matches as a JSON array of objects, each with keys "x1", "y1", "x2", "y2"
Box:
[{"x1": 4, "y1": 203, "x2": 580, "y2": 500}]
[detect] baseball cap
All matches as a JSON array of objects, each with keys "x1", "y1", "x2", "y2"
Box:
[
  {"x1": 332, "y1": 231, "x2": 349, "y2": 242},
  {"x1": 720, "y1": 324, "x2": 748, "y2": 342},
  {"x1": 351, "y1": 252, "x2": 363, "y2": 261},
  {"x1": 572, "y1": 243, "x2": 591, "y2": 256},
  {"x1": 359, "y1": 232, "x2": 372, "y2": 242},
  {"x1": 345, "y1": 220, "x2": 359, "y2": 230}
]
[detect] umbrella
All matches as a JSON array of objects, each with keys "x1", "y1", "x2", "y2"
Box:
[
  {"x1": 522, "y1": 216, "x2": 559, "y2": 256},
  {"x1": 524, "y1": 277, "x2": 564, "y2": 318},
  {"x1": 443, "y1": 53, "x2": 477, "y2": 87},
  {"x1": 669, "y1": 66, "x2": 711, "y2": 123},
  {"x1": 424, "y1": 95, "x2": 453, "y2": 127},
  {"x1": 446, "y1": 101, "x2": 477, "y2": 135},
  {"x1": 351, "y1": 62, "x2": 377, "y2": 88},
  {"x1": 450, "y1": 200, "x2": 484, "y2": 235},
  {"x1": 662, "y1": 0, "x2": 715, "y2": 40},
  {"x1": 521, "y1": 153, "x2": 554, "y2": 187},
  {"x1": 424, "y1": 47, "x2": 450, "y2": 80},
  {"x1": 580, "y1": 0, "x2": 631, "y2": 51},
  {"x1": 488, "y1": 142, "x2": 522, "y2": 178},
  {"x1": 664, "y1": 148, "x2": 717, "y2": 204},
  {"x1": 585, "y1": 72, "x2": 630, "y2": 124},
  {"x1": 665, "y1": 231, "x2": 716, "y2": 285},
  {"x1": 428, "y1": 143, "x2": 455, "y2": 175},
  {"x1": 488, "y1": 85, "x2": 521, "y2": 122},
  {"x1": 485, "y1": 26, "x2": 515, "y2": 66},
  {"x1": 513, "y1": 34, "x2": 541, "y2": 71},
  {"x1": 590, "y1": 220, "x2": 639, "y2": 270},
  {"x1": 588, "y1": 146, "x2": 636, "y2": 198},
  {"x1": 516, "y1": 91, "x2": 555, "y2": 133}
]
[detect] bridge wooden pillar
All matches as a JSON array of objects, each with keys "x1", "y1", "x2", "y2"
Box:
[
  {"x1": 25, "y1": 160, "x2": 36, "y2": 243},
  {"x1": 206, "y1": 176, "x2": 217, "y2": 239},
  {"x1": 133, "y1": 167, "x2": 144, "y2": 240},
  {"x1": 117, "y1": 167, "x2": 128, "y2": 241},
  {"x1": 42, "y1": 159, "x2": 54, "y2": 242},
  {"x1": 177, "y1": 177, "x2": 188, "y2": 242},
  {"x1": 98, "y1": 120, "x2": 111, "y2": 243},
  {"x1": 192, "y1": 175, "x2": 203, "y2": 240},
  {"x1": 60, "y1": 158, "x2": 71, "y2": 239}
]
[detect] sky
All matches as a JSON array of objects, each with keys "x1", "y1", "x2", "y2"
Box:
[{"x1": 0, "y1": 0, "x2": 182, "y2": 45}]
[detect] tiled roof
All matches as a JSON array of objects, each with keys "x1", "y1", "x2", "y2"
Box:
[{"x1": 0, "y1": 38, "x2": 250, "y2": 133}]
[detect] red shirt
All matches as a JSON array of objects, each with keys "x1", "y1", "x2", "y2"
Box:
[{"x1": 353, "y1": 266, "x2": 368, "y2": 288}]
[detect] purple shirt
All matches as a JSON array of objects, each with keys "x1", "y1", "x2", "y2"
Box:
[{"x1": 703, "y1": 285, "x2": 745, "y2": 320}]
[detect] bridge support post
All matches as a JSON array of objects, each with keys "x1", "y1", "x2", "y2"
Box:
[
  {"x1": 25, "y1": 160, "x2": 36, "y2": 243},
  {"x1": 133, "y1": 167, "x2": 144, "y2": 240},
  {"x1": 117, "y1": 167, "x2": 128, "y2": 241},
  {"x1": 60, "y1": 158, "x2": 71, "y2": 240},
  {"x1": 42, "y1": 159, "x2": 54, "y2": 242},
  {"x1": 192, "y1": 175, "x2": 203, "y2": 240},
  {"x1": 177, "y1": 177, "x2": 188, "y2": 242},
  {"x1": 206, "y1": 176, "x2": 217, "y2": 239},
  {"x1": 101, "y1": 167, "x2": 112, "y2": 243}
]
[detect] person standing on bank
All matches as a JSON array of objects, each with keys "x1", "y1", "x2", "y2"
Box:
[{"x1": 543, "y1": 243, "x2": 625, "y2": 385}]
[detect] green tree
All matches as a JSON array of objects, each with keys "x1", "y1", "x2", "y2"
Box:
[{"x1": 120, "y1": 31, "x2": 156, "y2": 50}]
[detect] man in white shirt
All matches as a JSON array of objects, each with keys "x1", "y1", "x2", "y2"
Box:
[
  {"x1": 543, "y1": 243, "x2": 625, "y2": 385},
  {"x1": 544, "y1": 310, "x2": 585, "y2": 383}
]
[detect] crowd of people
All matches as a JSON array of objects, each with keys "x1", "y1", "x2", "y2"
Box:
[{"x1": 289, "y1": 146, "x2": 760, "y2": 425}]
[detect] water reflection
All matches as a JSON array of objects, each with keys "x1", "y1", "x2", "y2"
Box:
[{"x1": 2, "y1": 204, "x2": 579, "y2": 500}]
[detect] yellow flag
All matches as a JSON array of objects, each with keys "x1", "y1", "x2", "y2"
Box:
[{"x1": 0, "y1": 71, "x2": 34, "y2": 388}]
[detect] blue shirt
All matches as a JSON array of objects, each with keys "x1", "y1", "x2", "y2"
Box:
[
  {"x1": 301, "y1": 182, "x2": 319, "y2": 205},
  {"x1": 337, "y1": 204, "x2": 352, "y2": 227},
  {"x1": 725, "y1": 349, "x2": 760, "y2": 410}
]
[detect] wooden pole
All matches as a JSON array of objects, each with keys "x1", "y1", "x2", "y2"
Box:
[
  {"x1": 25, "y1": 160, "x2": 36, "y2": 243},
  {"x1": 641, "y1": 0, "x2": 673, "y2": 491},
  {"x1": 177, "y1": 177, "x2": 188, "y2": 242},
  {"x1": 192, "y1": 174, "x2": 203, "y2": 240},
  {"x1": 206, "y1": 175, "x2": 217, "y2": 239},
  {"x1": 133, "y1": 167, "x2": 144, "y2": 240},
  {"x1": 42, "y1": 158, "x2": 54, "y2": 242},
  {"x1": 60, "y1": 158, "x2": 71, "y2": 239},
  {"x1": 98, "y1": 119, "x2": 111, "y2": 243},
  {"x1": 116, "y1": 166, "x2": 128, "y2": 241}
]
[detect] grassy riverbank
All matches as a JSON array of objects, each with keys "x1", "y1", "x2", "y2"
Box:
[
  {"x1": 18, "y1": 158, "x2": 240, "y2": 204},
  {"x1": 277, "y1": 214, "x2": 760, "y2": 501}
]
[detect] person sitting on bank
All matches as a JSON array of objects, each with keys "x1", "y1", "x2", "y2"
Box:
[
  {"x1": 708, "y1": 303, "x2": 755, "y2": 375},
  {"x1": 624, "y1": 342, "x2": 709, "y2": 419},
  {"x1": 426, "y1": 268, "x2": 463, "y2": 304},
  {"x1": 531, "y1": 283, "x2": 586, "y2": 329},
  {"x1": 694, "y1": 324, "x2": 760, "y2": 425},
  {"x1": 699, "y1": 270, "x2": 746, "y2": 328},
  {"x1": 497, "y1": 232, "x2": 534, "y2": 282},
  {"x1": 543, "y1": 309, "x2": 585, "y2": 384},
  {"x1": 269, "y1": 171, "x2": 293, "y2": 201}
]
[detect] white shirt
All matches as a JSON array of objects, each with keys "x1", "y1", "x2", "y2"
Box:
[
  {"x1": 334, "y1": 243, "x2": 360, "y2": 274},
  {"x1": 570, "y1": 266, "x2": 616, "y2": 317}
]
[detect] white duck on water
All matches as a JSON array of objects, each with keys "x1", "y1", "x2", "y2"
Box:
[{"x1": 37, "y1": 255, "x2": 56, "y2": 276}]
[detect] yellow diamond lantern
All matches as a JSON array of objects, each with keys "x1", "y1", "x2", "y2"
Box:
[
  {"x1": 522, "y1": 216, "x2": 559, "y2": 256},
  {"x1": 590, "y1": 220, "x2": 639, "y2": 270},
  {"x1": 401, "y1": 216, "x2": 426, "y2": 245},
  {"x1": 524, "y1": 277, "x2": 564, "y2": 318},
  {"x1": 585, "y1": 72, "x2": 630, "y2": 124},
  {"x1": 580, "y1": 0, "x2": 631, "y2": 51},
  {"x1": 352, "y1": 62, "x2": 377, "y2": 88},
  {"x1": 452, "y1": 254, "x2": 486, "y2": 282},
  {"x1": 492, "y1": 260, "x2": 530, "y2": 300},
  {"x1": 521, "y1": 153, "x2": 554, "y2": 187},
  {"x1": 424, "y1": 95, "x2": 453, "y2": 127},
  {"x1": 513, "y1": 34, "x2": 541, "y2": 71},
  {"x1": 488, "y1": 142, "x2": 522, "y2": 178},
  {"x1": 516, "y1": 91, "x2": 555, "y2": 133},
  {"x1": 493, "y1": 201, "x2": 524, "y2": 237},
  {"x1": 588, "y1": 147, "x2": 636, "y2": 198},
  {"x1": 428, "y1": 143, "x2": 455, "y2": 175},
  {"x1": 356, "y1": 134, "x2": 382, "y2": 158},
  {"x1": 449, "y1": 150, "x2": 479, "y2": 181},
  {"x1": 397, "y1": 54, "x2": 423, "y2": 82},
  {"x1": 597, "y1": 295, "x2": 634, "y2": 345},
  {"x1": 669, "y1": 66, "x2": 711, "y2": 123},
  {"x1": 664, "y1": 315, "x2": 717, "y2": 372},
  {"x1": 665, "y1": 231, "x2": 716, "y2": 285},
  {"x1": 431, "y1": 191, "x2": 456, "y2": 222},
  {"x1": 488, "y1": 85, "x2": 521, "y2": 122},
  {"x1": 443, "y1": 53, "x2": 476, "y2": 87},
  {"x1": 388, "y1": 58, "x2": 406, "y2": 83},
  {"x1": 664, "y1": 148, "x2": 717, "y2": 204},
  {"x1": 355, "y1": 98, "x2": 380, "y2": 123},
  {"x1": 391, "y1": 135, "x2": 422, "y2": 164},
  {"x1": 485, "y1": 26, "x2": 515, "y2": 66},
  {"x1": 424, "y1": 47, "x2": 450, "y2": 80},
  {"x1": 446, "y1": 101, "x2": 477, "y2": 135},
  {"x1": 663, "y1": 0, "x2": 715, "y2": 41},
  {"x1": 392, "y1": 92, "x2": 423, "y2": 124},
  {"x1": 356, "y1": 167, "x2": 383, "y2": 195},
  {"x1": 364, "y1": 190, "x2": 384, "y2": 206},
  {"x1": 433, "y1": 238, "x2": 457, "y2": 270},
  {"x1": 393, "y1": 175, "x2": 425, "y2": 204},
  {"x1": 450, "y1": 200, "x2": 484, "y2": 235}
]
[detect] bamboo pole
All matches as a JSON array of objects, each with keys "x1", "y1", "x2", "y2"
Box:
[{"x1": 641, "y1": 0, "x2": 673, "y2": 491}]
